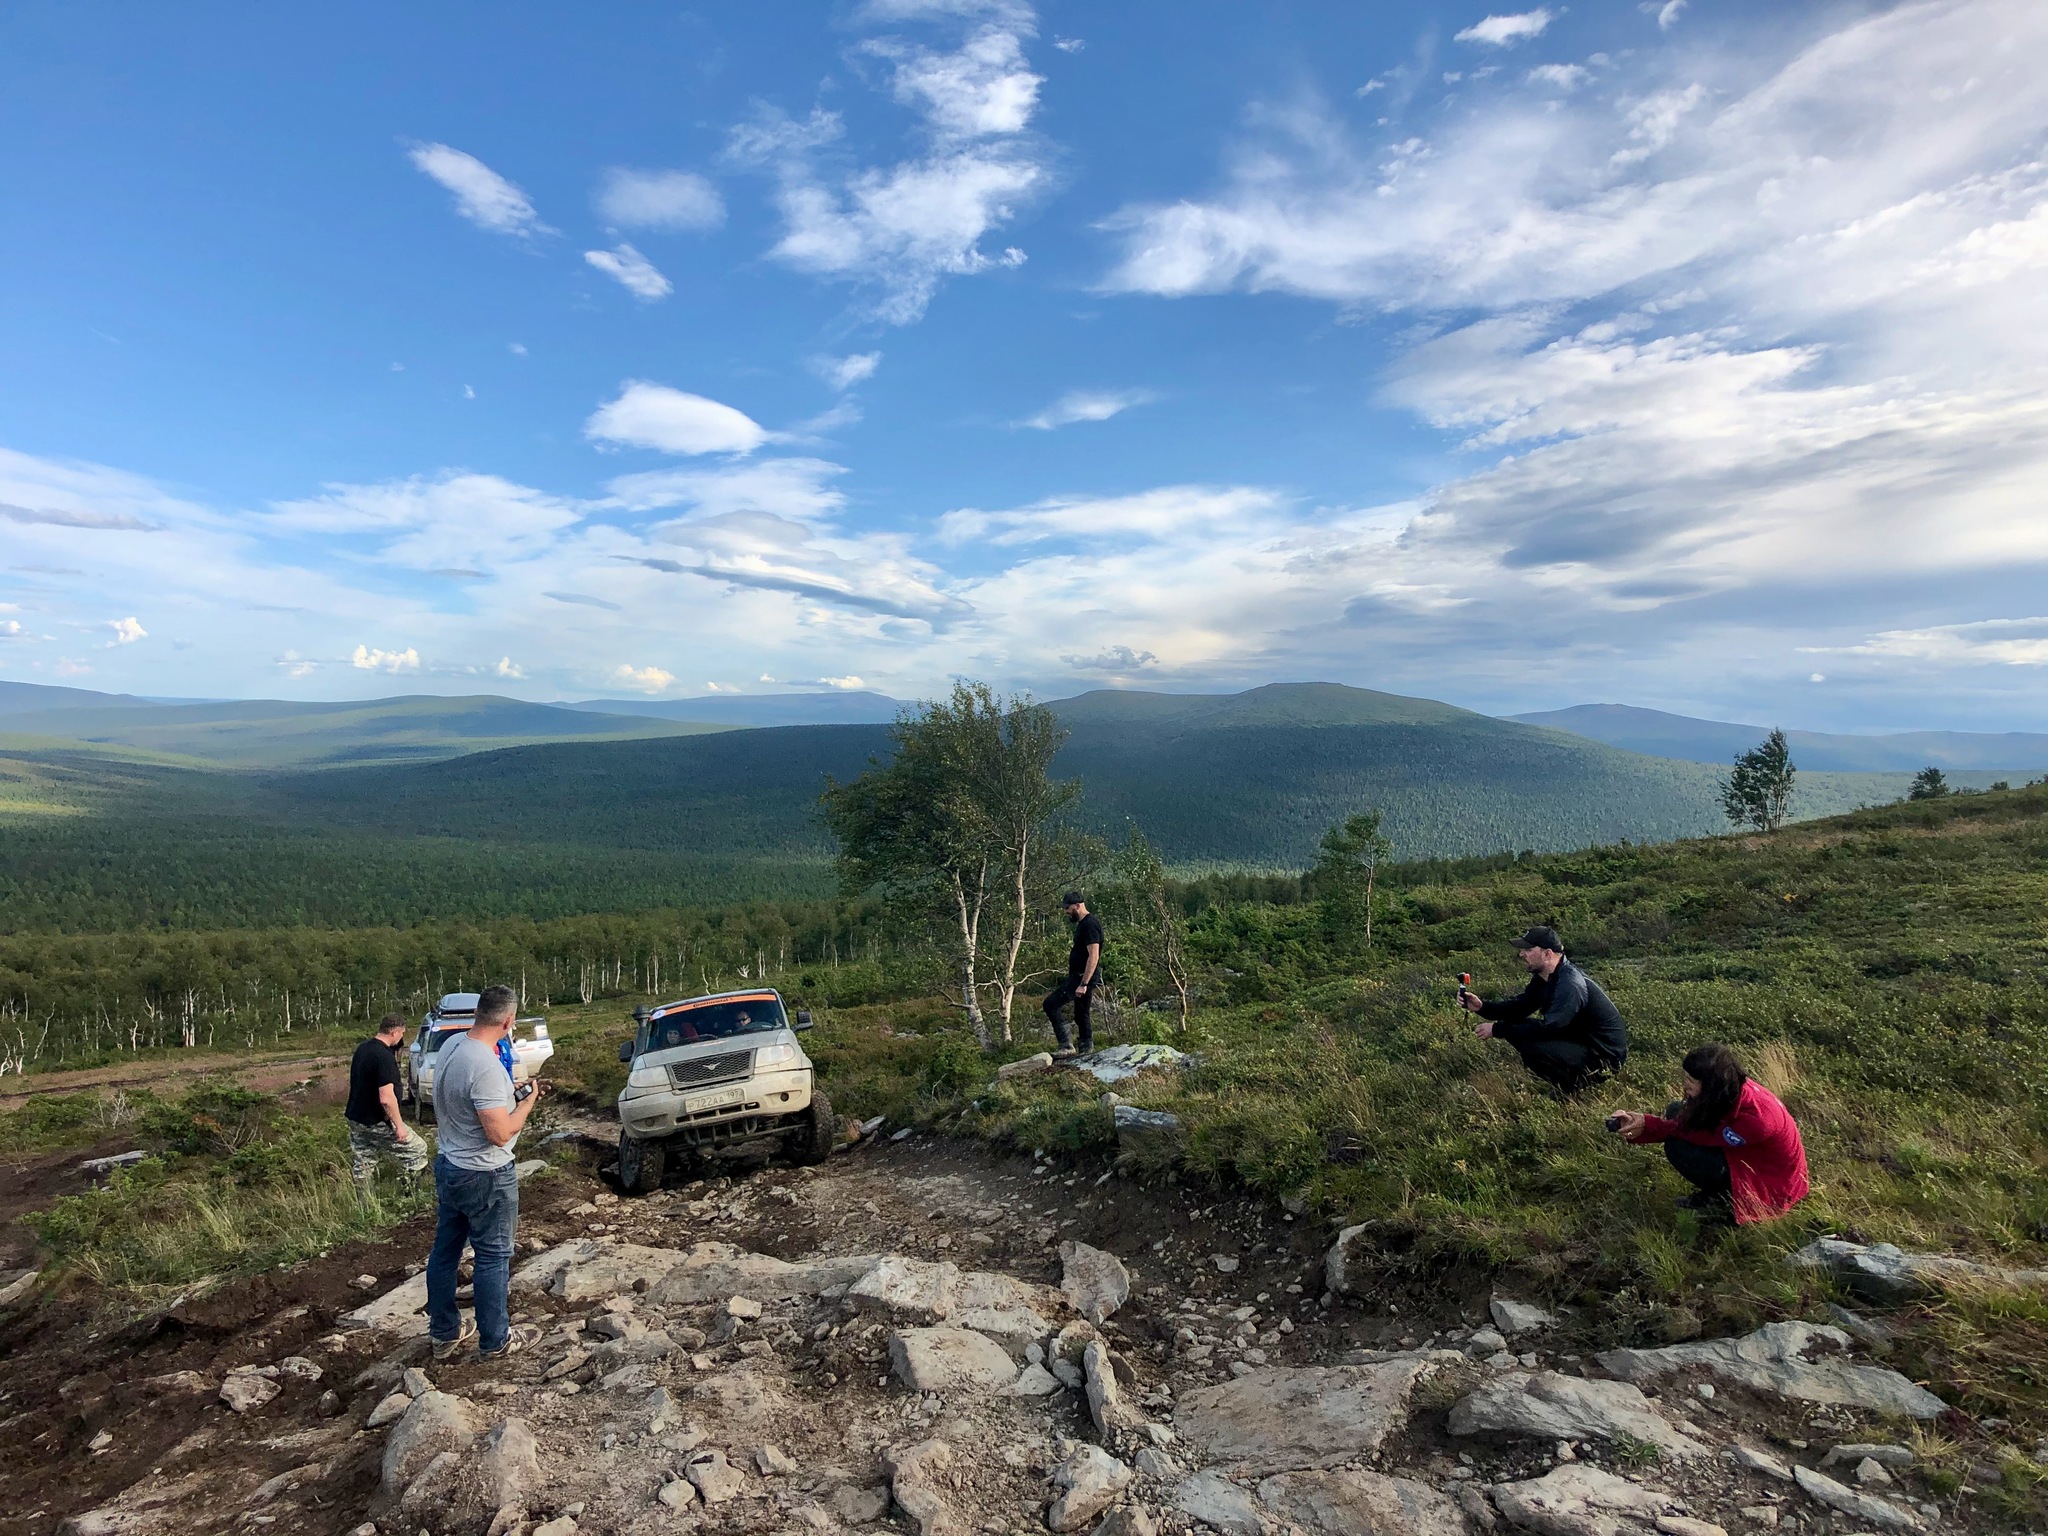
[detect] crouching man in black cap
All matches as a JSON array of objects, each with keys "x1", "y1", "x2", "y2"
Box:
[
  {"x1": 1458, "y1": 925, "x2": 1628, "y2": 1092},
  {"x1": 1045, "y1": 891, "x2": 1102, "y2": 1059}
]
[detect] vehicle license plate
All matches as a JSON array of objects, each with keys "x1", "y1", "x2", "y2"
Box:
[{"x1": 684, "y1": 1084, "x2": 747, "y2": 1114}]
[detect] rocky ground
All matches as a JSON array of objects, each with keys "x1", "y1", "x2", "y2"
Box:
[{"x1": 1, "y1": 1121, "x2": 2006, "y2": 1536}]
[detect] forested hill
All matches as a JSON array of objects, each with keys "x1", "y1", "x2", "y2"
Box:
[{"x1": 0, "y1": 683, "x2": 2001, "y2": 931}]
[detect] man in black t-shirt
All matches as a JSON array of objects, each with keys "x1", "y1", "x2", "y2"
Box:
[
  {"x1": 1459, "y1": 925, "x2": 1630, "y2": 1093},
  {"x1": 1044, "y1": 891, "x2": 1104, "y2": 1058},
  {"x1": 346, "y1": 1012, "x2": 429, "y2": 1182}
]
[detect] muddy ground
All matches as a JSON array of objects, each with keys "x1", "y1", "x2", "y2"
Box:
[{"x1": 0, "y1": 1100, "x2": 1999, "y2": 1536}]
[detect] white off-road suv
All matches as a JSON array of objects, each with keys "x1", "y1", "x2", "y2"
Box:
[{"x1": 614, "y1": 988, "x2": 835, "y2": 1193}]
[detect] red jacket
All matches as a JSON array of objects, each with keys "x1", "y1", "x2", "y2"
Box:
[{"x1": 1634, "y1": 1079, "x2": 1809, "y2": 1223}]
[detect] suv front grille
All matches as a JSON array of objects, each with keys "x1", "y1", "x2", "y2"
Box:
[{"x1": 668, "y1": 1048, "x2": 755, "y2": 1091}]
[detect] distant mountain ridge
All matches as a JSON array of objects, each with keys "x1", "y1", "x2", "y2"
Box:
[
  {"x1": 566, "y1": 692, "x2": 905, "y2": 727},
  {"x1": 1513, "y1": 703, "x2": 2048, "y2": 772}
]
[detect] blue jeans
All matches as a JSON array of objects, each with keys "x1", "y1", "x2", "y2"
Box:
[{"x1": 426, "y1": 1155, "x2": 518, "y2": 1352}]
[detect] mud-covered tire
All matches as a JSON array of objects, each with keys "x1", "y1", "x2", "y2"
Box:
[
  {"x1": 618, "y1": 1129, "x2": 666, "y2": 1194},
  {"x1": 787, "y1": 1089, "x2": 836, "y2": 1166},
  {"x1": 413, "y1": 1073, "x2": 435, "y2": 1124}
]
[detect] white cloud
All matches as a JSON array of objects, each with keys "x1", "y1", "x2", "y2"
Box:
[
  {"x1": 606, "y1": 457, "x2": 849, "y2": 520},
  {"x1": 1064, "y1": 644, "x2": 1157, "y2": 672},
  {"x1": 1527, "y1": 63, "x2": 1588, "y2": 90},
  {"x1": 1018, "y1": 388, "x2": 1156, "y2": 430},
  {"x1": 1833, "y1": 617, "x2": 2048, "y2": 667},
  {"x1": 107, "y1": 616, "x2": 146, "y2": 645},
  {"x1": 495, "y1": 656, "x2": 524, "y2": 679},
  {"x1": 54, "y1": 658, "x2": 90, "y2": 677},
  {"x1": 1455, "y1": 9, "x2": 1556, "y2": 47},
  {"x1": 352, "y1": 644, "x2": 421, "y2": 674},
  {"x1": 614, "y1": 663, "x2": 677, "y2": 693},
  {"x1": 940, "y1": 485, "x2": 1282, "y2": 547},
  {"x1": 585, "y1": 383, "x2": 769, "y2": 455},
  {"x1": 730, "y1": 9, "x2": 1050, "y2": 323},
  {"x1": 813, "y1": 352, "x2": 884, "y2": 390},
  {"x1": 594, "y1": 167, "x2": 725, "y2": 230},
  {"x1": 584, "y1": 243, "x2": 674, "y2": 300},
  {"x1": 406, "y1": 143, "x2": 551, "y2": 237},
  {"x1": 1656, "y1": 1, "x2": 1686, "y2": 30},
  {"x1": 1053, "y1": 36, "x2": 1083, "y2": 54},
  {"x1": 822, "y1": 674, "x2": 867, "y2": 689},
  {"x1": 0, "y1": 619, "x2": 22, "y2": 639},
  {"x1": 269, "y1": 473, "x2": 582, "y2": 570}
]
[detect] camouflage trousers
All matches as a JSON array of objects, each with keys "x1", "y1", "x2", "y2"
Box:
[{"x1": 347, "y1": 1118, "x2": 430, "y2": 1182}]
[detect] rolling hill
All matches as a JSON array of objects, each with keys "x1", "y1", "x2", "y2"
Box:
[
  {"x1": 566, "y1": 691, "x2": 905, "y2": 727},
  {"x1": 1513, "y1": 702, "x2": 2048, "y2": 773},
  {"x1": 0, "y1": 685, "x2": 733, "y2": 769}
]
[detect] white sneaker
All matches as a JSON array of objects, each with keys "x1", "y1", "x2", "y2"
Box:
[{"x1": 430, "y1": 1316, "x2": 477, "y2": 1361}]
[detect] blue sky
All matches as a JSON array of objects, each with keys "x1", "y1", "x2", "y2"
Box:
[{"x1": 3, "y1": 0, "x2": 2046, "y2": 730}]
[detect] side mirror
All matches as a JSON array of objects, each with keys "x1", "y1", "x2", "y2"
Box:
[
  {"x1": 618, "y1": 1040, "x2": 636, "y2": 1062},
  {"x1": 794, "y1": 1011, "x2": 814, "y2": 1031}
]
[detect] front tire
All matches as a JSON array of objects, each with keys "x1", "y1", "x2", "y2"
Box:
[
  {"x1": 618, "y1": 1129, "x2": 666, "y2": 1194},
  {"x1": 787, "y1": 1089, "x2": 836, "y2": 1166}
]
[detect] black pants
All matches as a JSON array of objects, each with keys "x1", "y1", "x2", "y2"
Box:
[
  {"x1": 1506, "y1": 1035, "x2": 1616, "y2": 1094},
  {"x1": 1661, "y1": 1100, "x2": 1732, "y2": 1194},
  {"x1": 1044, "y1": 978, "x2": 1093, "y2": 1051}
]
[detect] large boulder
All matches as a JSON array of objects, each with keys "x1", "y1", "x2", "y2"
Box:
[
  {"x1": 1792, "y1": 1466, "x2": 1923, "y2": 1532},
  {"x1": 1448, "y1": 1372, "x2": 1707, "y2": 1458},
  {"x1": 1788, "y1": 1237, "x2": 2048, "y2": 1302},
  {"x1": 1171, "y1": 1471, "x2": 1262, "y2": 1536},
  {"x1": 1487, "y1": 1464, "x2": 1676, "y2": 1536},
  {"x1": 339, "y1": 1271, "x2": 430, "y2": 1337},
  {"x1": 951, "y1": 1269, "x2": 1056, "y2": 1358},
  {"x1": 852, "y1": 1256, "x2": 961, "y2": 1323},
  {"x1": 380, "y1": 1391, "x2": 478, "y2": 1499},
  {"x1": 1255, "y1": 1469, "x2": 1467, "y2": 1536},
  {"x1": 1176, "y1": 1359, "x2": 1434, "y2": 1474},
  {"x1": 1085, "y1": 1339, "x2": 1139, "y2": 1438},
  {"x1": 889, "y1": 1326, "x2": 1021, "y2": 1394},
  {"x1": 1060, "y1": 1240, "x2": 1131, "y2": 1324},
  {"x1": 1048, "y1": 1445, "x2": 1133, "y2": 1533},
  {"x1": 1596, "y1": 1320, "x2": 1946, "y2": 1419},
  {"x1": 648, "y1": 1240, "x2": 881, "y2": 1306}
]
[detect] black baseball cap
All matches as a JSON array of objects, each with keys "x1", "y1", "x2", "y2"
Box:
[
  {"x1": 1060, "y1": 891, "x2": 1086, "y2": 908},
  {"x1": 1514, "y1": 925, "x2": 1563, "y2": 952}
]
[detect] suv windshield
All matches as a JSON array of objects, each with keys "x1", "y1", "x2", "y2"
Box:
[
  {"x1": 643, "y1": 997, "x2": 787, "y2": 1051},
  {"x1": 422, "y1": 1026, "x2": 468, "y2": 1054}
]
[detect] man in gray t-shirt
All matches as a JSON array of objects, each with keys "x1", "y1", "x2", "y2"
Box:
[{"x1": 424, "y1": 985, "x2": 547, "y2": 1360}]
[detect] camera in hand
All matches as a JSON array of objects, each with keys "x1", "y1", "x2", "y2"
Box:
[{"x1": 1604, "y1": 1113, "x2": 1626, "y2": 1133}]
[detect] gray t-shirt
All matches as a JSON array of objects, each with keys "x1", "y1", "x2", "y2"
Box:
[{"x1": 433, "y1": 1035, "x2": 516, "y2": 1170}]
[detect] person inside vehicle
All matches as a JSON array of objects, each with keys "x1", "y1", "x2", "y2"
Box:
[
  {"x1": 1609, "y1": 1042, "x2": 1809, "y2": 1225},
  {"x1": 1459, "y1": 925, "x2": 1629, "y2": 1092},
  {"x1": 425, "y1": 984, "x2": 548, "y2": 1362},
  {"x1": 343, "y1": 1012, "x2": 428, "y2": 1184},
  {"x1": 1044, "y1": 892, "x2": 1103, "y2": 1059}
]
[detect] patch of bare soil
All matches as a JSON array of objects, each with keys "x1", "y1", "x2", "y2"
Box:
[{"x1": 0, "y1": 1050, "x2": 349, "y2": 1110}]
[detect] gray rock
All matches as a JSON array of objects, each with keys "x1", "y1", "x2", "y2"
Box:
[
  {"x1": 853, "y1": 1256, "x2": 961, "y2": 1323},
  {"x1": 365, "y1": 1388, "x2": 413, "y2": 1429},
  {"x1": 726, "y1": 1294, "x2": 764, "y2": 1319},
  {"x1": 684, "y1": 1448, "x2": 747, "y2": 1505},
  {"x1": 480, "y1": 1417, "x2": 543, "y2": 1513},
  {"x1": 757, "y1": 1443, "x2": 799, "y2": 1475},
  {"x1": 1655, "y1": 1520, "x2": 1727, "y2": 1536},
  {"x1": 1011, "y1": 1362, "x2": 1062, "y2": 1396},
  {"x1": 1171, "y1": 1471, "x2": 1262, "y2": 1536},
  {"x1": 219, "y1": 1373, "x2": 281, "y2": 1414},
  {"x1": 1093, "y1": 1504, "x2": 1160, "y2": 1536},
  {"x1": 279, "y1": 1355, "x2": 322, "y2": 1380},
  {"x1": 1134, "y1": 1448, "x2": 1178, "y2": 1480},
  {"x1": 1826, "y1": 1304, "x2": 1896, "y2": 1354},
  {"x1": 1175, "y1": 1358, "x2": 1434, "y2": 1474},
  {"x1": 1595, "y1": 1320, "x2": 1947, "y2": 1419},
  {"x1": 658, "y1": 1477, "x2": 697, "y2": 1510},
  {"x1": 341, "y1": 1271, "x2": 431, "y2": 1338},
  {"x1": 890, "y1": 1437, "x2": 966, "y2": 1536},
  {"x1": 1086, "y1": 1339, "x2": 1137, "y2": 1437},
  {"x1": 1491, "y1": 1297, "x2": 1558, "y2": 1336},
  {"x1": 1467, "y1": 1327, "x2": 1509, "y2": 1354},
  {"x1": 1855, "y1": 1457, "x2": 1895, "y2": 1486},
  {"x1": 832, "y1": 1483, "x2": 891, "y2": 1524},
  {"x1": 380, "y1": 1390, "x2": 478, "y2": 1498},
  {"x1": 532, "y1": 1518, "x2": 577, "y2": 1536},
  {"x1": 1488, "y1": 1464, "x2": 1673, "y2": 1536},
  {"x1": 637, "y1": 1240, "x2": 879, "y2": 1307},
  {"x1": 1791, "y1": 1465, "x2": 1922, "y2": 1531},
  {"x1": 514, "y1": 1158, "x2": 546, "y2": 1180},
  {"x1": 1112, "y1": 1105, "x2": 1182, "y2": 1153},
  {"x1": 1061, "y1": 1240, "x2": 1132, "y2": 1324},
  {"x1": 951, "y1": 1268, "x2": 1056, "y2": 1358},
  {"x1": 889, "y1": 1325, "x2": 1019, "y2": 1393},
  {"x1": 998, "y1": 1051, "x2": 1055, "y2": 1079},
  {"x1": 1448, "y1": 1371, "x2": 1707, "y2": 1459},
  {"x1": 400, "y1": 1366, "x2": 432, "y2": 1397},
  {"x1": 1731, "y1": 1445, "x2": 1794, "y2": 1482},
  {"x1": 1822, "y1": 1442, "x2": 1914, "y2": 1470},
  {"x1": 1324, "y1": 1224, "x2": 1374, "y2": 1297},
  {"x1": 1256, "y1": 1468, "x2": 1468, "y2": 1536},
  {"x1": 0, "y1": 1269, "x2": 41, "y2": 1307},
  {"x1": 1048, "y1": 1446, "x2": 1136, "y2": 1533},
  {"x1": 1789, "y1": 1237, "x2": 2048, "y2": 1302},
  {"x1": 1456, "y1": 1482, "x2": 1497, "y2": 1532}
]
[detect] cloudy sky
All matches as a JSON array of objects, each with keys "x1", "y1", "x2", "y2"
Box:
[{"x1": 2, "y1": 0, "x2": 2045, "y2": 730}]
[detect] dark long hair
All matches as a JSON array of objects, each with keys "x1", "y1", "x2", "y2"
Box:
[{"x1": 1677, "y1": 1043, "x2": 1748, "y2": 1131}]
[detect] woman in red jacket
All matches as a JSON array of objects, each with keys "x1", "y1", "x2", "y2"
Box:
[{"x1": 1611, "y1": 1043, "x2": 1809, "y2": 1225}]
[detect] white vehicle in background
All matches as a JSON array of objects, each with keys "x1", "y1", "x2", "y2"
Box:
[
  {"x1": 405, "y1": 992, "x2": 554, "y2": 1120},
  {"x1": 614, "y1": 988, "x2": 834, "y2": 1193}
]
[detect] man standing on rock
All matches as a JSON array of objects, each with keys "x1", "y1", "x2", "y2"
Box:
[
  {"x1": 1044, "y1": 891, "x2": 1103, "y2": 1059},
  {"x1": 344, "y1": 1012, "x2": 429, "y2": 1184},
  {"x1": 1459, "y1": 925, "x2": 1629, "y2": 1092},
  {"x1": 426, "y1": 983, "x2": 547, "y2": 1361}
]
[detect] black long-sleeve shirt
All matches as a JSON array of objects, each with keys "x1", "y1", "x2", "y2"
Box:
[{"x1": 1478, "y1": 959, "x2": 1629, "y2": 1066}]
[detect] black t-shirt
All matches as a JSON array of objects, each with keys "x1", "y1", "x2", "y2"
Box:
[
  {"x1": 346, "y1": 1037, "x2": 402, "y2": 1125},
  {"x1": 1068, "y1": 912, "x2": 1104, "y2": 980}
]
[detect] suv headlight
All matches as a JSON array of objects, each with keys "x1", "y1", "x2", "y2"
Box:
[{"x1": 755, "y1": 1043, "x2": 801, "y2": 1069}]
